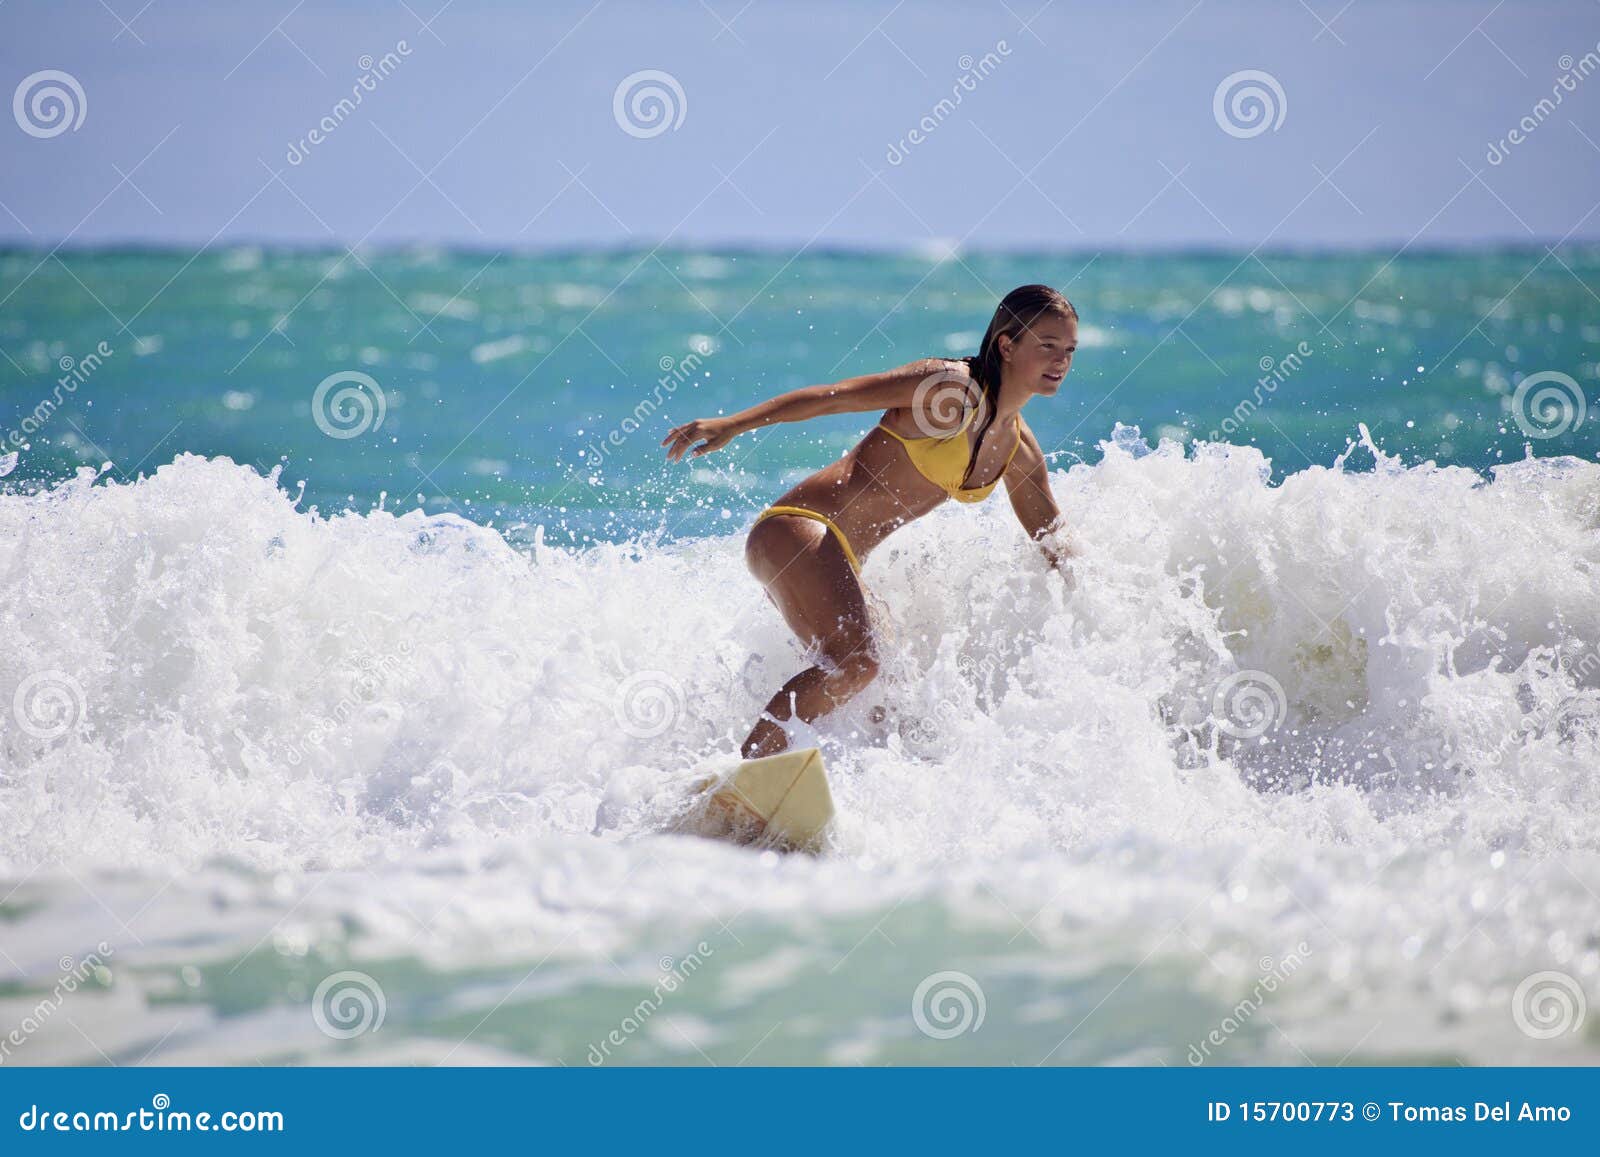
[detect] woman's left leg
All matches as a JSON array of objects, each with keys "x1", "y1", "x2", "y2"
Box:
[{"x1": 741, "y1": 513, "x2": 881, "y2": 758}]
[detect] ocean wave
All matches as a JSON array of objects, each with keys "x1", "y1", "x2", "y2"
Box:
[
  {"x1": 4, "y1": 435, "x2": 1597, "y2": 877},
  {"x1": 4, "y1": 435, "x2": 1600, "y2": 1063}
]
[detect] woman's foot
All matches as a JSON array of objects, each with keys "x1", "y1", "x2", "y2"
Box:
[{"x1": 740, "y1": 716, "x2": 790, "y2": 760}]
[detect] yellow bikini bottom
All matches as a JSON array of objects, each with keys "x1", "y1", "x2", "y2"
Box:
[{"x1": 753, "y1": 505, "x2": 862, "y2": 574}]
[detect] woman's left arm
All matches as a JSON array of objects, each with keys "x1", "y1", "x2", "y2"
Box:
[{"x1": 1004, "y1": 421, "x2": 1072, "y2": 571}]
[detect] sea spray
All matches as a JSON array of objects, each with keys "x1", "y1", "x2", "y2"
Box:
[{"x1": 2, "y1": 440, "x2": 1598, "y2": 1064}]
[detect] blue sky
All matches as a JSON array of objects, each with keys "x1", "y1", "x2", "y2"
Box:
[{"x1": 2, "y1": 0, "x2": 1598, "y2": 249}]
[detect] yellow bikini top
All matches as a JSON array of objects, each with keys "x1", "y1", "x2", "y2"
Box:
[{"x1": 876, "y1": 405, "x2": 1023, "y2": 503}]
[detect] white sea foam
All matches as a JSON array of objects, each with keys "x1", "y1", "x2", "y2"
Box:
[{"x1": 3, "y1": 434, "x2": 1599, "y2": 1064}]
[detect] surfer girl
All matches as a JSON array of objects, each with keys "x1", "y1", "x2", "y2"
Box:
[{"x1": 664, "y1": 284, "x2": 1077, "y2": 759}]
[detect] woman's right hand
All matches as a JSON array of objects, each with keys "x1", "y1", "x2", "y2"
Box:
[{"x1": 662, "y1": 417, "x2": 738, "y2": 462}]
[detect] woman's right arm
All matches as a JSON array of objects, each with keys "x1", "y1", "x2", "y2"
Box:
[{"x1": 663, "y1": 358, "x2": 957, "y2": 461}]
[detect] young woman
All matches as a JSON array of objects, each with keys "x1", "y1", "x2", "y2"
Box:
[{"x1": 664, "y1": 284, "x2": 1077, "y2": 759}]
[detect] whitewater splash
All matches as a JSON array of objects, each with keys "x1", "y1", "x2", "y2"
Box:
[{"x1": 2, "y1": 431, "x2": 1599, "y2": 1064}]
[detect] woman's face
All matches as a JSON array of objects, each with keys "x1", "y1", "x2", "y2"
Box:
[{"x1": 999, "y1": 312, "x2": 1078, "y2": 396}]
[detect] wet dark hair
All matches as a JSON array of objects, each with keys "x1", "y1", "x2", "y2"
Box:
[{"x1": 962, "y1": 284, "x2": 1077, "y2": 441}]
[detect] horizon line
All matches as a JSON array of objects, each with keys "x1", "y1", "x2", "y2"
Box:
[{"x1": 2, "y1": 236, "x2": 1595, "y2": 259}]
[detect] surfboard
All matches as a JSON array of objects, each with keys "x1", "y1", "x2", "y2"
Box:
[{"x1": 691, "y1": 747, "x2": 835, "y2": 853}]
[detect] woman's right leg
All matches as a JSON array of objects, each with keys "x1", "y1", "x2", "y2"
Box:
[{"x1": 741, "y1": 514, "x2": 881, "y2": 759}]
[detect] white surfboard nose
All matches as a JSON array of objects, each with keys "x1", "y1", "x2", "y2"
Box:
[{"x1": 701, "y1": 747, "x2": 835, "y2": 853}]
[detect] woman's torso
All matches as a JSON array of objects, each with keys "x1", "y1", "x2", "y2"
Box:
[{"x1": 771, "y1": 362, "x2": 1021, "y2": 559}]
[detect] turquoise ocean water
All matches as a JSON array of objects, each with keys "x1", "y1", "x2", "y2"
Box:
[
  {"x1": 4, "y1": 246, "x2": 1596, "y2": 531},
  {"x1": 2, "y1": 246, "x2": 1599, "y2": 1066}
]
